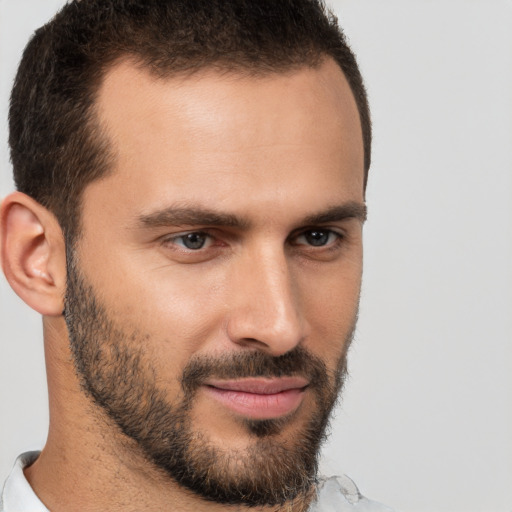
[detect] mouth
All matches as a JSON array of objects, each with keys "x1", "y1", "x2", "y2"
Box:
[{"x1": 202, "y1": 377, "x2": 309, "y2": 420}]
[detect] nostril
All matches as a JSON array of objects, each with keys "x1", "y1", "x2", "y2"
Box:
[
  {"x1": 226, "y1": 313, "x2": 306, "y2": 357},
  {"x1": 232, "y1": 337, "x2": 273, "y2": 351}
]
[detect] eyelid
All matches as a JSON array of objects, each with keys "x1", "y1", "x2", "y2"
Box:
[
  {"x1": 159, "y1": 226, "x2": 348, "y2": 254},
  {"x1": 289, "y1": 226, "x2": 345, "y2": 244},
  {"x1": 161, "y1": 229, "x2": 215, "y2": 251}
]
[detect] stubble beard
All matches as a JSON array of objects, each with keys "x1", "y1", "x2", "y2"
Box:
[{"x1": 64, "y1": 253, "x2": 355, "y2": 508}]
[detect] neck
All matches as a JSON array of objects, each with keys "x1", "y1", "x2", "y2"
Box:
[{"x1": 25, "y1": 317, "x2": 314, "y2": 512}]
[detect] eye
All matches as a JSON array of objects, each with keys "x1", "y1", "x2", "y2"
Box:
[
  {"x1": 166, "y1": 231, "x2": 212, "y2": 250},
  {"x1": 294, "y1": 229, "x2": 342, "y2": 248}
]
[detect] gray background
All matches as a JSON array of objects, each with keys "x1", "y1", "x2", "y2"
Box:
[{"x1": 1, "y1": 1, "x2": 511, "y2": 511}]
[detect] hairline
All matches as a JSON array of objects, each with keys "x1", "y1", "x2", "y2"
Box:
[{"x1": 67, "y1": 53, "x2": 366, "y2": 245}]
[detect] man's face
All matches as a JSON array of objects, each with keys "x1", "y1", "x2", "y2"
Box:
[{"x1": 65, "y1": 58, "x2": 365, "y2": 507}]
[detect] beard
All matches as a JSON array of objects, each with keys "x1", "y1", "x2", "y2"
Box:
[{"x1": 64, "y1": 253, "x2": 354, "y2": 508}]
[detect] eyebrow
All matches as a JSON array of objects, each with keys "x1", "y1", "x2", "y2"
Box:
[
  {"x1": 303, "y1": 202, "x2": 367, "y2": 224},
  {"x1": 138, "y1": 206, "x2": 250, "y2": 229},
  {"x1": 137, "y1": 201, "x2": 367, "y2": 230}
]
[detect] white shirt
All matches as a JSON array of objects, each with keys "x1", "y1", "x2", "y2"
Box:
[
  {"x1": 1, "y1": 452, "x2": 394, "y2": 512},
  {"x1": 0, "y1": 452, "x2": 48, "y2": 512}
]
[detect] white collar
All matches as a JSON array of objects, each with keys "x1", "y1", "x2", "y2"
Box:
[
  {"x1": 1, "y1": 451, "x2": 48, "y2": 512},
  {"x1": 1, "y1": 452, "x2": 393, "y2": 511}
]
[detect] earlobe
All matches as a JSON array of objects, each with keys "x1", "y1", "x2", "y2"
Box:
[{"x1": 0, "y1": 192, "x2": 66, "y2": 316}]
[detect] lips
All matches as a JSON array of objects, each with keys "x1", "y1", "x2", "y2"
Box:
[{"x1": 203, "y1": 377, "x2": 309, "y2": 419}]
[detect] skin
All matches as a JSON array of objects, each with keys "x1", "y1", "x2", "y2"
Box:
[{"x1": 0, "y1": 57, "x2": 365, "y2": 511}]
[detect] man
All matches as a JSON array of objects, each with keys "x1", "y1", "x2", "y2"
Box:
[{"x1": 0, "y1": 1, "x2": 391, "y2": 510}]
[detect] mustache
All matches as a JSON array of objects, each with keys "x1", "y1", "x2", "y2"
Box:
[{"x1": 180, "y1": 346, "x2": 332, "y2": 396}]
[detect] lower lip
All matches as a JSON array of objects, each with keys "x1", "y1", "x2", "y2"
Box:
[{"x1": 203, "y1": 386, "x2": 306, "y2": 419}]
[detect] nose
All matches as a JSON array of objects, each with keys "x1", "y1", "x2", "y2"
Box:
[{"x1": 225, "y1": 245, "x2": 309, "y2": 356}]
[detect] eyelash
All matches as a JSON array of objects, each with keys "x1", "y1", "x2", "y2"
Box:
[
  {"x1": 161, "y1": 228, "x2": 345, "y2": 253},
  {"x1": 163, "y1": 231, "x2": 217, "y2": 251},
  {"x1": 292, "y1": 229, "x2": 344, "y2": 250}
]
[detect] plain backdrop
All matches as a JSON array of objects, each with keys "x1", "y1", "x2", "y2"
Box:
[{"x1": 1, "y1": 1, "x2": 511, "y2": 511}]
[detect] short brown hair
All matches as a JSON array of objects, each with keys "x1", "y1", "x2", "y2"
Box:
[{"x1": 9, "y1": 0, "x2": 371, "y2": 240}]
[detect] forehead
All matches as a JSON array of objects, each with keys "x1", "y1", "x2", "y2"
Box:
[{"x1": 87, "y1": 58, "x2": 364, "y2": 221}]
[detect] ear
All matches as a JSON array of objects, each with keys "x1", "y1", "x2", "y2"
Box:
[{"x1": 1, "y1": 192, "x2": 66, "y2": 316}]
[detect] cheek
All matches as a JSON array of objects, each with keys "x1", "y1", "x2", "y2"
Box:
[
  {"x1": 299, "y1": 262, "x2": 362, "y2": 361},
  {"x1": 88, "y1": 256, "x2": 230, "y2": 358}
]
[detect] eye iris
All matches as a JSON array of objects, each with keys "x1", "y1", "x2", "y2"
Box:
[
  {"x1": 182, "y1": 233, "x2": 206, "y2": 249},
  {"x1": 305, "y1": 230, "x2": 329, "y2": 246}
]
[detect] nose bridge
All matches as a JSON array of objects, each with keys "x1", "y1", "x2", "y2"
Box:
[{"x1": 226, "y1": 242, "x2": 306, "y2": 355}]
